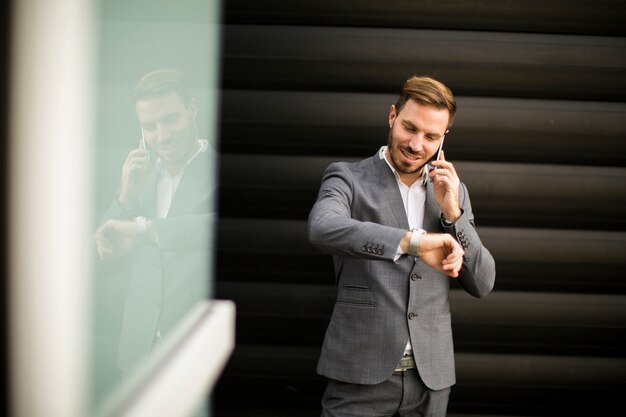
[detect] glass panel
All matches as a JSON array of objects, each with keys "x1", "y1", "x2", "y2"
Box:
[{"x1": 90, "y1": 0, "x2": 220, "y2": 414}]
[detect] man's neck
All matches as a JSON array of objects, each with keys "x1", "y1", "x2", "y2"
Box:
[
  {"x1": 399, "y1": 170, "x2": 424, "y2": 187},
  {"x1": 162, "y1": 140, "x2": 201, "y2": 176},
  {"x1": 162, "y1": 162, "x2": 185, "y2": 177}
]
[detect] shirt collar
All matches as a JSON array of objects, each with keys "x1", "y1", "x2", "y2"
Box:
[{"x1": 379, "y1": 146, "x2": 429, "y2": 186}]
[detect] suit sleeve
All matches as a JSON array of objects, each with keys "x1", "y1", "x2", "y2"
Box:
[
  {"x1": 441, "y1": 182, "x2": 496, "y2": 298},
  {"x1": 99, "y1": 196, "x2": 140, "y2": 223},
  {"x1": 308, "y1": 162, "x2": 407, "y2": 261},
  {"x1": 152, "y1": 213, "x2": 214, "y2": 250}
]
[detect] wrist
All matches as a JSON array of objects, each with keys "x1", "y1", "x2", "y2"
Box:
[
  {"x1": 400, "y1": 231, "x2": 412, "y2": 254},
  {"x1": 442, "y1": 209, "x2": 462, "y2": 224},
  {"x1": 118, "y1": 194, "x2": 136, "y2": 211}
]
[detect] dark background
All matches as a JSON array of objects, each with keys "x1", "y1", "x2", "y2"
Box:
[{"x1": 213, "y1": 1, "x2": 626, "y2": 417}]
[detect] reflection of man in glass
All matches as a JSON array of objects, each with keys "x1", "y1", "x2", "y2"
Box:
[{"x1": 95, "y1": 68, "x2": 215, "y2": 373}]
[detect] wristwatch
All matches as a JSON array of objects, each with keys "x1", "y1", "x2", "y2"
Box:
[
  {"x1": 134, "y1": 216, "x2": 147, "y2": 235},
  {"x1": 408, "y1": 228, "x2": 426, "y2": 256}
]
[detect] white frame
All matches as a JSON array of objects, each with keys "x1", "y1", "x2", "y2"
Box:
[{"x1": 96, "y1": 300, "x2": 235, "y2": 417}]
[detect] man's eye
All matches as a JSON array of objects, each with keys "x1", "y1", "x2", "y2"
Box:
[{"x1": 142, "y1": 124, "x2": 157, "y2": 131}]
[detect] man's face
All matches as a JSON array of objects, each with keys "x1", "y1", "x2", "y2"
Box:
[
  {"x1": 387, "y1": 99, "x2": 449, "y2": 183},
  {"x1": 136, "y1": 90, "x2": 198, "y2": 169}
]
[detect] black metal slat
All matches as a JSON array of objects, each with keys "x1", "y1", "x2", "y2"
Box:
[
  {"x1": 222, "y1": 25, "x2": 626, "y2": 101},
  {"x1": 221, "y1": 90, "x2": 626, "y2": 166},
  {"x1": 224, "y1": 0, "x2": 626, "y2": 37}
]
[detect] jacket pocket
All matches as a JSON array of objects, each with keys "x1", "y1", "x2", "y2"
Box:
[
  {"x1": 336, "y1": 283, "x2": 375, "y2": 307},
  {"x1": 336, "y1": 298, "x2": 376, "y2": 308}
]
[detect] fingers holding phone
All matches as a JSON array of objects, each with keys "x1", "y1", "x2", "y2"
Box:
[
  {"x1": 427, "y1": 136, "x2": 445, "y2": 172},
  {"x1": 140, "y1": 129, "x2": 157, "y2": 162},
  {"x1": 429, "y1": 150, "x2": 462, "y2": 222},
  {"x1": 117, "y1": 137, "x2": 154, "y2": 209}
]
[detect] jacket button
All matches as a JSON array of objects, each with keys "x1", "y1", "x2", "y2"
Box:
[
  {"x1": 411, "y1": 273, "x2": 421, "y2": 281},
  {"x1": 408, "y1": 312, "x2": 416, "y2": 320}
]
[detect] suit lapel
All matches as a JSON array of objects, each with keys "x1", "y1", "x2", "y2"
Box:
[
  {"x1": 424, "y1": 180, "x2": 442, "y2": 232},
  {"x1": 139, "y1": 168, "x2": 159, "y2": 218},
  {"x1": 167, "y1": 150, "x2": 213, "y2": 216},
  {"x1": 371, "y1": 155, "x2": 410, "y2": 230},
  {"x1": 367, "y1": 152, "x2": 443, "y2": 231}
]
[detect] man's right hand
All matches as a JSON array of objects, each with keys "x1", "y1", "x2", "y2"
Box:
[
  {"x1": 117, "y1": 147, "x2": 152, "y2": 209},
  {"x1": 417, "y1": 233, "x2": 464, "y2": 278}
]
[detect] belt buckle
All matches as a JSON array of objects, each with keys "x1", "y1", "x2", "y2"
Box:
[{"x1": 394, "y1": 355, "x2": 415, "y2": 372}]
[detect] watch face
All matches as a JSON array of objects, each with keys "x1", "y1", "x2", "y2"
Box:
[{"x1": 134, "y1": 216, "x2": 148, "y2": 233}]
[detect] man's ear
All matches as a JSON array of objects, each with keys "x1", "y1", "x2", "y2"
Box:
[
  {"x1": 188, "y1": 98, "x2": 198, "y2": 119},
  {"x1": 388, "y1": 104, "x2": 397, "y2": 128}
]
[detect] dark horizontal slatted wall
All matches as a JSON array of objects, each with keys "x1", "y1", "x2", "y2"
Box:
[{"x1": 213, "y1": 1, "x2": 626, "y2": 416}]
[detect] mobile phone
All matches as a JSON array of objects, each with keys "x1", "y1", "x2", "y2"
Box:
[
  {"x1": 427, "y1": 136, "x2": 445, "y2": 170},
  {"x1": 140, "y1": 129, "x2": 156, "y2": 162}
]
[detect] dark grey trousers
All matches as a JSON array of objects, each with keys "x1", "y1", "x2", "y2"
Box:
[{"x1": 321, "y1": 370, "x2": 450, "y2": 417}]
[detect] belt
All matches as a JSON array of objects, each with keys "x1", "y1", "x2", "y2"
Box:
[{"x1": 394, "y1": 354, "x2": 416, "y2": 372}]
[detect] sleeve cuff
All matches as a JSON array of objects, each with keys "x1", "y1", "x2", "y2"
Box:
[{"x1": 440, "y1": 210, "x2": 463, "y2": 227}]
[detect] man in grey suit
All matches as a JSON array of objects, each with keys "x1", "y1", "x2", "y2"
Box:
[
  {"x1": 95, "y1": 68, "x2": 216, "y2": 374},
  {"x1": 308, "y1": 75, "x2": 496, "y2": 416}
]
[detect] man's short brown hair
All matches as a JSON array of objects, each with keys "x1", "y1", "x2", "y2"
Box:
[
  {"x1": 394, "y1": 75, "x2": 457, "y2": 129},
  {"x1": 132, "y1": 68, "x2": 192, "y2": 105}
]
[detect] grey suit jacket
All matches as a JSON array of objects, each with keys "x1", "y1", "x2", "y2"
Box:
[
  {"x1": 308, "y1": 151, "x2": 495, "y2": 390},
  {"x1": 100, "y1": 148, "x2": 217, "y2": 372}
]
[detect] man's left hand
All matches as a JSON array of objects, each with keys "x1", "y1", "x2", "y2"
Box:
[
  {"x1": 429, "y1": 150, "x2": 462, "y2": 222},
  {"x1": 95, "y1": 219, "x2": 142, "y2": 261}
]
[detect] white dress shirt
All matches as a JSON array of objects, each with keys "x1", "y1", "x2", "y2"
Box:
[
  {"x1": 379, "y1": 146, "x2": 430, "y2": 356},
  {"x1": 155, "y1": 139, "x2": 208, "y2": 219}
]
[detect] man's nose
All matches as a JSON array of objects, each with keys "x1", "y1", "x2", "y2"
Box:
[
  {"x1": 408, "y1": 133, "x2": 424, "y2": 151},
  {"x1": 156, "y1": 123, "x2": 171, "y2": 140}
]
